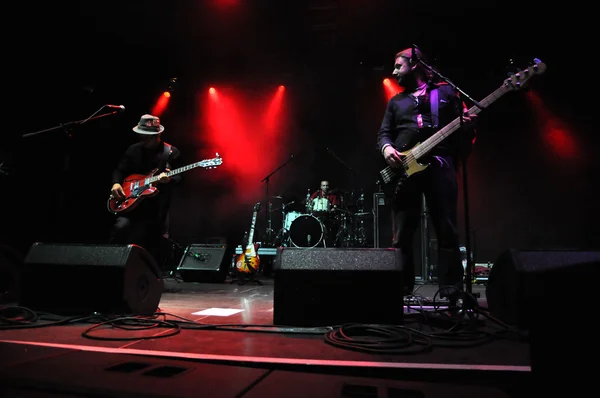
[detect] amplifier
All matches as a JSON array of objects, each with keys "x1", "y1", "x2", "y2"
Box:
[
  {"x1": 373, "y1": 192, "x2": 429, "y2": 280},
  {"x1": 373, "y1": 192, "x2": 393, "y2": 248},
  {"x1": 176, "y1": 244, "x2": 228, "y2": 283}
]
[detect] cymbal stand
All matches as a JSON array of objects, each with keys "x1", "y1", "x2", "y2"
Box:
[
  {"x1": 276, "y1": 200, "x2": 295, "y2": 247},
  {"x1": 260, "y1": 154, "x2": 298, "y2": 247},
  {"x1": 335, "y1": 209, "x2": 354, "y2": 248}
]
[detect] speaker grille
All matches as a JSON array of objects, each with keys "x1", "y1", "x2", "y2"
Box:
[
  {"x1": 275, "y1": 247, "x2": 402, "y2": 271},
  {"x1": 25, "y1": 243, "x2": 132, "y2": 267}
]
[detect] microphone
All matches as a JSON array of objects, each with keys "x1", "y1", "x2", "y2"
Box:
[
  {"x1": 411, "y1": 44, "x2": 419, "y2": 64},
  {"x1": 105, "y1": 104, "x2": 125, "y2": 111}
]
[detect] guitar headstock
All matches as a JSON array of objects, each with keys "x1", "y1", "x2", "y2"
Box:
[
  {"x1": 503, "y1": 58, "x2": 546, "y2": 91},
  {"x1": 199, "y1": 153, "x2": 223, "y2": 169},
  {"x1": 253, "y1": 202, "x2": 262, "y2": 212}
]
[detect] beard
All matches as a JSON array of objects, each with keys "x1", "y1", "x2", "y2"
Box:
[{"x1": 397, "y1": 71, "x2": 418, "y2": 88}]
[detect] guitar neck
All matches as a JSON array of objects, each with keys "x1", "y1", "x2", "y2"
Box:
[
  {"x1": 147, "y1": 161, "x2": 204, "y2": 184},
  {"x1": 247, "y1": 211, "x2": 258, "y2": 246},
  {"x1": 412, "y1": 85, "x2": 510, "y2": 159}
]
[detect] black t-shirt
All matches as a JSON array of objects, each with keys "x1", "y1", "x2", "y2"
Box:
[{"x1": 376, "y1": 83, "x2": 474, "y2": 158}]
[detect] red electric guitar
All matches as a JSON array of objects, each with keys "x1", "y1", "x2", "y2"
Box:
[{"x1": 107, "y1": 154, "x2": 222, "y2": 214}]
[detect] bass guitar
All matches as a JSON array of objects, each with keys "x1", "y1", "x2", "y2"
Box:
[
  {"x1": 107, "y1": 154, "x2": 223, "y2": 214},
  {"x1": 235, "y1": 202, "x2": 262, "y2": 273},
  {"x1": 379, "y1": 59, "x2": 546, "y2": 197}
]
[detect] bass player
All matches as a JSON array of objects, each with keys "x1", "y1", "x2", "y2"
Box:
[{"x1": 376, "y1": 47, "x2": 476, "y2": 302}]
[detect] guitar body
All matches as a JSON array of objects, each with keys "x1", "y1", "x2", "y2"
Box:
[
  {"x1": 379, "y1": 143, "x2": 429, "y2": 197},
  {"x1": 107, "y1": 169, "x2": 160, "y2": 214},
  {"x1": 235, "y1": 244, "x2": 260, "y2": 273}
]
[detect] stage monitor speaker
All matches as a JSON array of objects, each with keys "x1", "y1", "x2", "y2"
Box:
[
  {"x1": 176, "y1": 244, "x2": 228, "y2": 283},
  {"x1": 486, "y1": 249, "x2": 600, "y2": 329},
  {"x1": 20, "y1": 243, "x2": 164, "y2": 315},
  {"x1": 273, "y1": 247, "x2": 403, "y2": 327},
  {"x1": 486, "y1": 249, "x2": 600, "y2": 385}
]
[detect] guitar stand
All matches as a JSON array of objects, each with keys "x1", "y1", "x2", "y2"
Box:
[{"x1": 230, "y1": 268, "x2": 263, "y2": 286}]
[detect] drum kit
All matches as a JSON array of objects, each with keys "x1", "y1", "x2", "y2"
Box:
[{"x1": 270, "y1": 188, "x2": 372, "y2": 248}]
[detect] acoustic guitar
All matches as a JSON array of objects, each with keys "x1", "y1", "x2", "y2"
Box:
[
  {"x1": 107, "y1": 154, "x2": 222, "y2": 214},
  {"x1": 379, "y1": 59, "x2": 546, "y2": 198}
]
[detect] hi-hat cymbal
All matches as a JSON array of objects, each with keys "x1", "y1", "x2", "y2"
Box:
[
  {"x1": 272, "y1": 195, "x2": 283, "y2": 199},
  {"x1": 354, "y1": 212, "x2": 372, "y2": 217}
]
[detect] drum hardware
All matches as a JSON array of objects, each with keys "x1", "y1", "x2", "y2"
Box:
[
  {"x1": 275, "y1": 200, "x2": 298, "y2": 247},
  {"x1": 353, "y1": 211, "x2": 372, "y2": 247},
  {"x1": 334, "y1": 211, "x2": 354, "y2": 248}
]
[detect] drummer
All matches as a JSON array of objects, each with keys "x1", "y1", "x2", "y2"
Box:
[{"x1": 308, "y1": 180, "x2": 340, "y2": 215}]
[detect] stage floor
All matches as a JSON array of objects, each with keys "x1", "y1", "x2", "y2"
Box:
[{"x1": 0, "y1": 271, "x2": 539, "y2": 397}]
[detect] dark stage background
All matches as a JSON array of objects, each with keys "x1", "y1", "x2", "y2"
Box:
[{"x1": 1, "y1": 0, "x2": 597, "y2": 264}]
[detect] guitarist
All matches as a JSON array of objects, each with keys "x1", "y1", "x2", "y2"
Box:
[
  {"x1": 108, "y1": 114, "x2": 183, "y2": 265},
  {"x1": 376, "y1": 47, "x2": 477, "y2": 303}
]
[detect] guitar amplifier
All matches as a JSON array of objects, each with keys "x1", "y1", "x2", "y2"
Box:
[
  {"x1": 373, "y1": 192, "x2": 392, "y2": 249},
  {"x1": 176, "y1": 244, "x2": 228, "y2": 283},
  {"x1": 373, "y1": 192, "x2": 429, "y2": 281}
]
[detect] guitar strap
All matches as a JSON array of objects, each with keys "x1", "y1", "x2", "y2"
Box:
[
  {"x1": 430, "y1": 87, "x2": 439, "y2": 129},
  {"x1": 159, "y1": 142, "x2": 173, "y2": 171}
]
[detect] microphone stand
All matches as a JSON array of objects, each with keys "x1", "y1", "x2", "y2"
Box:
[
  {"x1": 22, "y1": 107, "x2": 123, "y2": 238},
  {"x1": 260, "y1": 153, "x2": 298, "y2": 247},
  {"x1": 325, "y1": 147, "x2": 356, "y2": 194},
  {"x1": 22, "y1": 108, "x2": 123, "y2": 139},
  {"x1": 412, "y1": 44, "x2": 484, "y2": 297}
]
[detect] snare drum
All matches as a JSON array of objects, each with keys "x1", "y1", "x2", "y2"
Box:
[
  {"x1": 310, "y1": 197, "x2": 330, "y2": 216},
  {"x1": 289, "y1": 214, "x2": 325, "y2": 248}
]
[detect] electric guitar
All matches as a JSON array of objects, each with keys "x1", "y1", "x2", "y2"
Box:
[
  {"x1": 235, "y1": 202, "x2": 262, "y2": 273},
  {"x1": 107, "y1": 154, "x2": 223, "y2": 214},
  {"x1": 379, "y1": 59, "x2": 547, "y2": 198}
]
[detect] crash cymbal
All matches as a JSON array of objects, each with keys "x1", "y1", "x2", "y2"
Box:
[{"x1": 272, "y1": 195, "x2": 284, "y2": 199}]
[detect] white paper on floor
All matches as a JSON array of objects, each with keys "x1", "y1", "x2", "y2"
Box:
[{"x1": 192, "y1": 308, "x2": 244, "y2": 316}]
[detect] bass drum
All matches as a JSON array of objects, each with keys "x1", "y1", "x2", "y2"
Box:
[{"x1": 289, "y1": 215, "x2": 325, "y2": 248}]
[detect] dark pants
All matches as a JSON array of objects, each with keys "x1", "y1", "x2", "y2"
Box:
[
  {"x1": 391, "y1": 155, "x2": 463, "y2": 296},
  {"x1": 108, "y1": 212, "x2": 168, "y2": 266}
]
